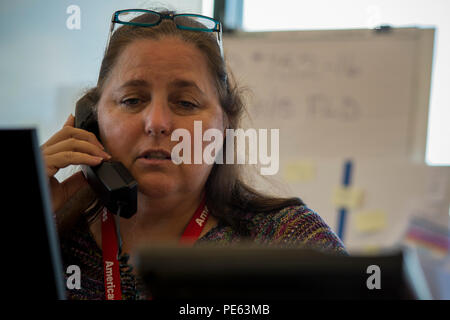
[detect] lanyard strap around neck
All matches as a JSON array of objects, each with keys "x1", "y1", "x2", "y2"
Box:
[
  {"x1": 101, "y1": 197, "x2": 209, "y2": 300},
  {"x1": 178, "y1": 195, "x2": 208, "y2": 245},
  {"x1": 101, "y1": 208, "x2": 123, "y2": 300}
]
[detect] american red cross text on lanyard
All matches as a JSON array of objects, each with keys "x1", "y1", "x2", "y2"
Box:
[{"x1": 101, "y1": 196, "x2": 209, "y2": 300}]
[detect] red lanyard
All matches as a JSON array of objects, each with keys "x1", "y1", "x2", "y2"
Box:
[{"x1": 101, "y1": 197, "x2": 208, "y2": 300}]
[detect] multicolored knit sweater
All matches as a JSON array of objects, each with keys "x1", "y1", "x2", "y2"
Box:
[{"x1": 59, "y1": 205, "x2": 346, "y2": 300}]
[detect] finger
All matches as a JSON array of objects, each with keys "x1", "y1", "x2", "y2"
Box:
[
  {"x1": 45, "y1": 152, "x2": 104, "y2": 177},
  {"x1": 63, "y1": 114, "x2": 75, "y2": 127},
  {"x1": 42, "y1": 138, "x2": 111, "y2": 160},
  {"x1": 41, "y1": 115, "x2": 74, "y2": 150},
  {"x1": 42, "y1": 126, "x2": 104, "y2": 151}
]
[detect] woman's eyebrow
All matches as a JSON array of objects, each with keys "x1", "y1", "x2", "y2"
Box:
[
  {"x1": 118, "y1": 79, "x2": 149, "y2": 90},
  {"x1": 170, "y1": 79, "x2": 206, "y2": 96}
]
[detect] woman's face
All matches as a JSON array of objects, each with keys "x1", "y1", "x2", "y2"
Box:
[{"x1": 97, "y1": 37, "x2": 224, "y2": 198}]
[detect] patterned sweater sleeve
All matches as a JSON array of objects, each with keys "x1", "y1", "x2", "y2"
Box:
[{"x1": 248, "y1": 205, "x2": 347, "y2": 255}]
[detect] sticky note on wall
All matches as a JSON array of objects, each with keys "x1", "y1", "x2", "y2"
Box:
[
  {"x1": 332, "y1": 186, "x2": 364, "y2": 209},
  {"x1": 283, "y1": 160, "x2": 316, "y2": 183},
  {"x1": 354, "y1": 210, "x2": 387, "y2": 233}
]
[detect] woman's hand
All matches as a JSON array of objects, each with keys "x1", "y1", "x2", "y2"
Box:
[{"x1": 40, "y1": 114, "x2": 111, "y2": 213}]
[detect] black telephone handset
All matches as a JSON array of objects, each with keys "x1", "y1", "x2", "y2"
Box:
[{"x1": 74, "y1": 97, "x2": 138, "y2": 219}]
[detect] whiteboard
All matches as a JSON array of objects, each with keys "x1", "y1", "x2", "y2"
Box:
[
  {"x1": 223, "y1": 28, "x2": 450, "y2": 252},
  {"x1": 224, "y1": 27, "x2": 434, "y2": 160}
]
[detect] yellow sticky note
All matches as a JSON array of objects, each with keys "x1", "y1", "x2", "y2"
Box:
[
  {"x1": 283, "y1": 160, "x2": 316, "y2": 183},
  {"x1": 354, "y1": 210, "x2": 387, "y2": 233},
  {"x1": 332, "y1": 186, "x2": 364, "y2": 209}
]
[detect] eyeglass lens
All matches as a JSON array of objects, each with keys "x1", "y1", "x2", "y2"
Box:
[{"x1": 117, "y1": 10, "x2": 159, "y2": 24}]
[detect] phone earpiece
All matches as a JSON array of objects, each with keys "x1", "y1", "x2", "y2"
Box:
[{"x1": 75, "y1": 94, "x2": 100, "y2": 139}]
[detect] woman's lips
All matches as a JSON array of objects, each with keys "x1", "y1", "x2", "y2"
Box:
[
  {"x1": 136, "y1": 148, "x2": 173, "y2": 166},
  {"x1": 136, "y1": 157, "x2": 172, "y2": 166},
  {"x1": 138, "y1": 148, "x2": 172, "y2": 160}
]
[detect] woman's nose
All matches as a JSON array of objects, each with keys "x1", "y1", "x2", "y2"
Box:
[{"x1": 143, "y1": 99, "x2": 172, "y2": 137}]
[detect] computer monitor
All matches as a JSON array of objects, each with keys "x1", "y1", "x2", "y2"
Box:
[
  {"x1": 135, "y1": 244, "x2": 430, "y2": 300},
  {"x1": 2, "y1": 128, "x2": 66, "y2": 299}
]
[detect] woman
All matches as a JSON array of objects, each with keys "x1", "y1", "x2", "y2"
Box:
[{"x1": 41, "y1": 9, "x2": 346, "y2": 300}]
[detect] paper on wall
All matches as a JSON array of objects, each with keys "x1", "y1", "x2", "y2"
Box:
[
  {"x1": 283, "y1": 160, "x2": 316, "y2": 183},
  {"x1": 332, "y1": 186, "x2": 364, "y2": 209},
  {"x1": 354, "y1": 210, "x2": 387, "y2": 233}
]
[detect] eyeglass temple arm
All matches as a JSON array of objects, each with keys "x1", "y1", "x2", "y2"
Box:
[
  {"x1": 103, "y1": 13, "x2": 116, "y2": 56},
  {"x1": 218, "y1": 23, "x2": 224, "y2": 58}
]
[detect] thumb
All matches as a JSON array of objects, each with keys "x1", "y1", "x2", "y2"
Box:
[
  {"x1": 63, "y1": 114, "x2": 75, "y2": 128},
  {"x1": 54, "y1": 176, "x2": 97, "y2": 234},
  {"x1": 61, "y1": 170, "x2": 88, "y2": 202}
]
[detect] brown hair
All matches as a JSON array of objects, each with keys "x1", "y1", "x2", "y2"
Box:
[{"x1": 80, "y1": 10, "x2": 303, "y2": 234}]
